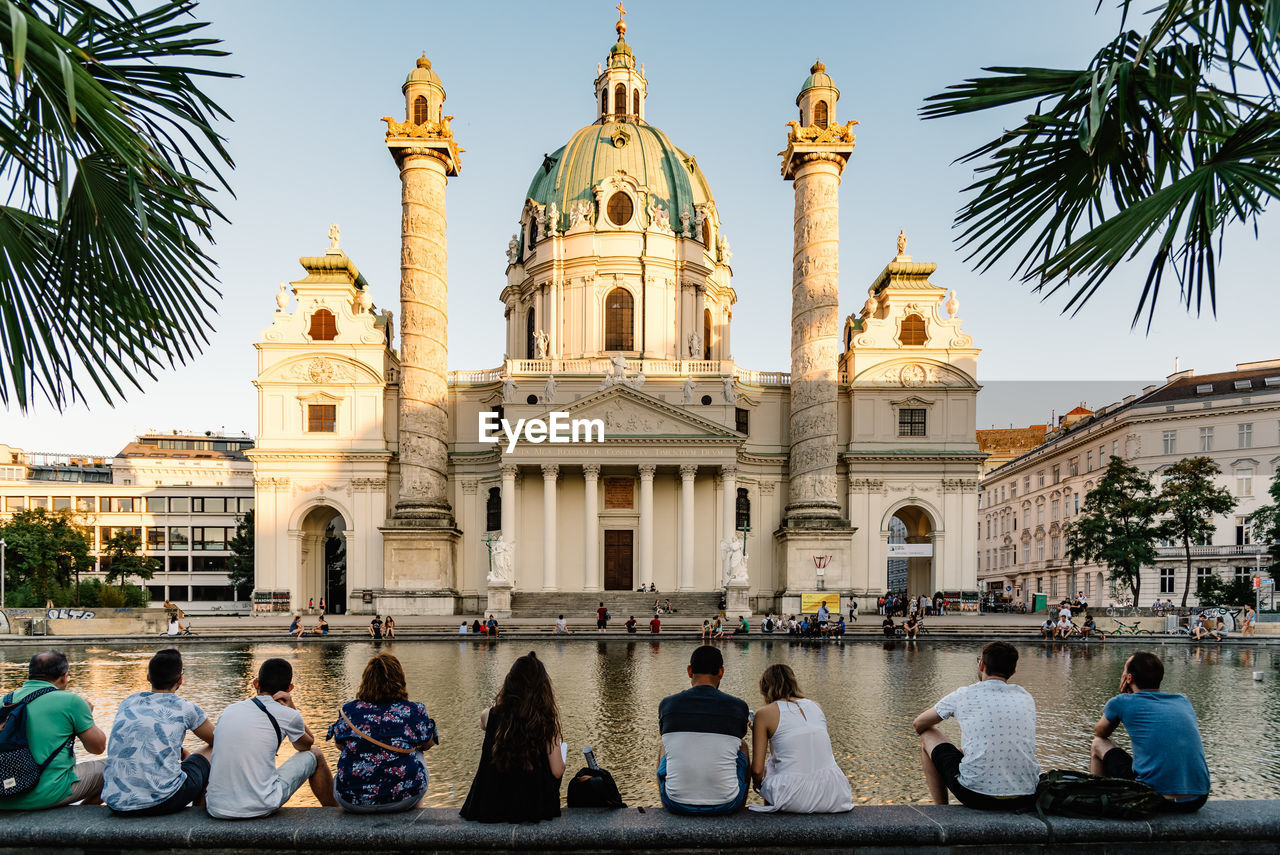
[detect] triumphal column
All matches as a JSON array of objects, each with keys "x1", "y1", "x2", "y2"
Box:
[
  {"x1": 776, "y1": 60, "x2": 858, "y2": 598},
  {"x1": 379, "y1": 54, "x2": 463, "y2": 613}
]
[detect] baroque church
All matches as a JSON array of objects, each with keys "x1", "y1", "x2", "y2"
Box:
[{"x1": 247, "y1": 11, "x2": 983, "y2": 617}]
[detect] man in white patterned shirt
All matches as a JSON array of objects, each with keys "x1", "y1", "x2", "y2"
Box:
[{"x1": 912, "y1": 641, "x2": 1040, "y2": 810}]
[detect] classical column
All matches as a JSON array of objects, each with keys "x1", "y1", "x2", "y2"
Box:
[
  {"x1": 780, "y1": 66, "x2": 855, "y2": 526},
  {"x1": 679, "y1": 464, "x2": 697, "y2": 591},
  {"x1": 721, "y1": 464, "x2": 736, "y2": 584},
  {"x1": 583, "y1": 465, "x2": 601, "y2": 592},
  {"x1": 541, "y1": 464, "x2": 559, "y2": 591},
  {"x1": 500, "y1": 463, "x2": 518, "y2": 542},
  {"x1": 638, "y1": 464, "x2": 656, "y2": 589}
]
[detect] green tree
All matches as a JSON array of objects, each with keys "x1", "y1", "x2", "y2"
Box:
[
  {"x1": 1251, "y1": 467, "x2": 1280, "y2": 579},
  {"x1": 1066, "y1": 456, "x2": 1164, "y2": 606},
  {"x1": 1158, "y1": 456, "x2": 1237, "y2": 607},
  {"x1": 923, "y1": 1, "x2": 1280, "y2": 328},
  {"x1": 1195, "y1": 574, "x2": 1228, "y2": 606},
  {"x1": 0, "y1": 1, "x2": 235, "y2": 410},
  {"x1": 226, "y1": 509, "x2": 254, "y2": 599},
  {"x1": 0, "y1": 507, "x2": 92, "y2": 602},
  {"x1": 101, "y1": 528, "x2": 158, "y2": 589}
]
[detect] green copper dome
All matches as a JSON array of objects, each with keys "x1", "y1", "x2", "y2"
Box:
[
  {"x1": 798, "y1": 59, "x2": 837, "y2": 101},
  {"x1": 405, "y1": 54, "x2": 442, "y2": 88},
  {"x1": 525, "y1": 121, "x2": 714, "y2": 232}
]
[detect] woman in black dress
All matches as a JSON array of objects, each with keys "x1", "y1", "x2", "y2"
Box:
[{"x1": 460, "y1": 651, "x2": 565, "y2": 822}]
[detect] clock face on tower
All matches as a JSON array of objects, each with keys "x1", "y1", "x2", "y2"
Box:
[{"x1": 900, "y1": 364, "x2": 926, "y2": 387}]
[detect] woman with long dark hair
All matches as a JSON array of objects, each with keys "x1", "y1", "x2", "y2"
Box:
[
  {"x1": 327, "y1": 653, "x2": 437, "y2": 813},
  {"x1": 460, "y1": 651, "x2": 565, "y2": 822}
]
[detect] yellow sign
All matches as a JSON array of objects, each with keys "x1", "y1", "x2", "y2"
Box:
[{"x1": 800, "y1": 593, "x2": 841, "y2": 614}]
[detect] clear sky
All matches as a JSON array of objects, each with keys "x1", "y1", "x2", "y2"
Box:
[{"x1": 2, "y1": 0, "x2": 1274, "y2": 453}]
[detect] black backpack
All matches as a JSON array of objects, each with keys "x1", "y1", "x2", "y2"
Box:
[
  {"x1": 566, "y1": 766, "x2": 626, "y2": 809},
  {"x1": 0, "y1": 687, "x2": 74, "y2": 799},
  {"x1": 1034, "y1": 769, "x2": 1166, "y2": 819}
]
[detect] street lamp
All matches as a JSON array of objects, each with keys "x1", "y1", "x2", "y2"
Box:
[{"x1": 1, "y1": 537, "x2": 6, "y2": 610}]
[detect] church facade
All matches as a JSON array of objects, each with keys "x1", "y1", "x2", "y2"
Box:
[{"x1": 248, "y1": 14, "x2": 983, "y2": 616}]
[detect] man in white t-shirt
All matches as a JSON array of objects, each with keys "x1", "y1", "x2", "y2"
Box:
[
  {"x1": 205, "y1": 658, "x2": 336, "y2": 818},
  {"x1": 912, "y1": 641, "x2": 1040, "y2": 810},
  {"x1": 1055, "y1": 616, "x2": 1075, "y2": 639}
]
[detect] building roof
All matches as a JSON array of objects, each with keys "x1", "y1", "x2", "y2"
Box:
[
  {"x1": 117, "y1": 434, "x2": 254, "y2": 462},
  {"x1": 798, "y1": 59, "x2": 837, "y2": 100},
  {"x1": 525, "y1": 121, "x2": 714, "y2": 232},
  {"x1": 977, "y1": 427, "x2": 1047, "y2": 452}
]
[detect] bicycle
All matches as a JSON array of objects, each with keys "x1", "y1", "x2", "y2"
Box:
[{"x1": 1109, "y1": 620, "x2": 1151, "y2": 636}]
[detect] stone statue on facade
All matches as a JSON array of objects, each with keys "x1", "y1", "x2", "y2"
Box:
[
  {"x1": 506, "y1": 233, "x2": 520, "y2": 265},
  {"x1": 570, "y1": 200, "x2": 593, "y2": 229},
  {"x1": 355, "y1": 287, "x2": 373, "y2": 313},
  {"x1": 275, "y1": 283, "x2": 289, "y2": 311},
  {"x1": 541, "y1": 374, "x2": 557, "y2": 404},
  {"x1": 679, "y1": 205, "x2": 692, "y2": 238},
  {"x1": 862, "y1": 293, "x2": 877, "y2": 318},
  {"x1": 545, "y1": 202, "x2": 559, "y2": 236},
  {"x1": 688, "y1": 331, "x2": 703, "y2": 359},
  {"x1": 487, "y1": 536, "x2": 515, "y2": 585},
  {"x1": 896, "y1": 229, "x2": 907, "y2": 257},
  {"x1": 720, "y1": 537, "x2": 749, "y2": 587},
  {"x1": 328, "y1": 223, "x2": 341, "y2": 252},
  {"x1": 501, "y1": 373, "x2": 516, "y2": 402},
  {"x1": 630, "y1": 370, "x2": 646, "y2": 390},
  {"x1": 945, "y1": 289, "x2": 959, "y2": 319},
  {"x1": 534, "y1": 329, "x2": 549, "y2": 359},
  {"x1": 682, "y1": 376, "x2": 695, "y2": 405},
  {"x1": 716, "y1": 234, "x2": 732, "y2": 262},
  {"x1": 599, "y1": 353, "x2": 628, "y2": 390},
  {"x1": 722, "y1": 375, "x2": 737, "y2": 405},
  {"x1": 694, "y1": 206, "x2": 708, "y2": 232},
  {"x1": 647, "y1": 200, "x2": 670, "y2": 233}
]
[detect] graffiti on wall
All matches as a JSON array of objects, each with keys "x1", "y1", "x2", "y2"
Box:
[
  {"x1": 46, "y1": 608, "x2": 96, "y2": 620},
  {"x1": 1197, "y1": 606, "x2": 1239, "y2": 632},
  {"x1": 0, "y1": 610, "x2": 9, "y2": 634}
]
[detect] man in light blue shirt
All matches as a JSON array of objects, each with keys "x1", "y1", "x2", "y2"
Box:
[{"x1": 1091, "y1": 651, "x2": 1210, "y2": 812}]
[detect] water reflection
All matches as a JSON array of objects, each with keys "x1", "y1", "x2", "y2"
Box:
[{"x1": 1, "y1": 639, "x2": 1276, "y2": 808}]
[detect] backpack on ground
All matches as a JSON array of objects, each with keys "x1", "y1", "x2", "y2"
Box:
[
  {"x1": 1034, "y1": 769, "x2": 1166, "y2": 819},
  {"x1": 0, "y1": 687, "x2": 73, "y2": 799},
  {"x1": 566, "y1": 765, "x2": 626, "y2": 809}
]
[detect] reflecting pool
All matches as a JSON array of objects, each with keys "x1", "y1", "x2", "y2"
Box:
[{"x1": 2, "y1": 638, "x2": 1277, "y2": 807}]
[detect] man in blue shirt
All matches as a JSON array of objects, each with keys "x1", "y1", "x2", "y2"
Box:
[
  {"x1": 656, "y1": 646, "x2": 750, "y2": 815},
  {"x1": 1091, "y1": 651, "x2": 1210, "y2": 812}
]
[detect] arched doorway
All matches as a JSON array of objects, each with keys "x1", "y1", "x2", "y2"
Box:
[
  {"x1": 888, "y1": 505, "x2": 934, "y2": 599},
  {"x1": 301, "y1": 505, "x2": 348, "y2": 614}
]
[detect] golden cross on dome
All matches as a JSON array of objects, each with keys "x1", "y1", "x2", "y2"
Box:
[
  {"x1": 615, "y1": 2, "x2": 627, "y2": 35},
  {"x1": 616, "y1": 2, "x2": 626, "y2": 19}
]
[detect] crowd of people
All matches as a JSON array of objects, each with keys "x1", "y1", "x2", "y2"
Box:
[
  {"x1": 877, "y1": 593, "x2": 951, "y2": 618},
  {"x1": 0, "y1": 642, "x2": 1211, "y2": 821}
]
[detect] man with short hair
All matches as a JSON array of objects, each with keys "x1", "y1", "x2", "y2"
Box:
[
  {"x1": 913, "y1": 641, "x2": 1040, "y2": 810},
  {"x1": 1090, "y1": 651, "x2": 1210, "y2": 812},
  {"x1": 205, "y1": 658, "x2": 336, "y2": 818},
  {"x1": 657, "y1": 646, "x2": 750, "y2": 815},
  {"x1": 1040, "y1": 617, "x2": 1054, "y2": 639},
  {"x1": 104, "y1": 649, "x2": 214, "y2": 815},
  {"x1": 368, "y1": 616, "x2": 383, "y2": 638},
  {"x1": 650, "y1": 613, "x2": 661, "y2": 633},
  {"x1": 0, "y1": 651, "x2": 107, "y2": 810}
]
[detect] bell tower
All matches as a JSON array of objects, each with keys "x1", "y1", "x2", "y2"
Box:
[{"x1": 594, "y1": 3, "x2": 647, "y2": 123}]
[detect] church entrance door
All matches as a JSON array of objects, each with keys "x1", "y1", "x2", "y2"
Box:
[{"x1": 604, "y1": 530, "x2": 633, "y2": 590}]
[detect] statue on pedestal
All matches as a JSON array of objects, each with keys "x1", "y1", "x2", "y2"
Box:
[
  {"x1": 487, "y1": 537, "x2": 515, "y2": 586},
  {"x1": 720, "y1": 536, "x2": 749, "y2": 587}
]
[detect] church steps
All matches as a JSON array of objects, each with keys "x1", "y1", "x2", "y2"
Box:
[{"x1": 509, "y1": 591, "x2": 721, "y2": 618}]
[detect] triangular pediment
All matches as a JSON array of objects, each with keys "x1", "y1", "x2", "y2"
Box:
[{"x1": 543, "y1": 385, "x2": 740, "y2": 440}]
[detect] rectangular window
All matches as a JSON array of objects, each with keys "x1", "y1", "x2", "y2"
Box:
[
  {"x1": 1050, "y1": 577, "x2": 1058, "y2": 598},
  {"x1": 1196, "y1": 567, "x2": 1214, "y2": 586},
  {"x1": 205, "y1": 498, "x2": 227, "y2": 514},
  {"x1": 1022, "y1": 542, "x2": 1030, "y2": 562},
  {"x1": 1023, "y1": 476, "x2": 1031, "y2": 493},
  {"x1": 1051, "y1": 537, "x2": 1060, "y2": 560},
  {"x1": 1086, "y1": 451, "x2": 1094, "y2": 472},
  {"x1": 1236, "y1": 468, "x2": 1254, "y2": 497},
  {"x1": 28, "y1": 496, "x2": 48, "y2": 510},
  {"x1": 191, "y1": 526, "x2": 229, "y2": 551},
  {"x1": 1036, "y1": 540, "x2": 1044, "y2": 561},
  {"x1": 1068, "y1": 458, "x2": 1079, "y2": 477},
  {"x1": 146, "y1": 496, "x2": 166, "y2": 514},
  {"x1": 1010, "y1": 482, "x2": 1017, "y2": 498},
  {"x1": 1037, "y1": 471, "x2": 1045, "y2": 488},
  {"x1": 897, "y1": 408, "x2": 926, "y2": 437},
  {"x1": 168, "y1": 526, "x2": 190, "y2": 550},
  {"x1": 74, "y1": 496, "x2": 94, "y2": 512},
  {"x1": 113, "y1": 497, "x2": 135, "y2": 513},
  {"x1": 5, "y1": 496, "x2": 25, "y2": 512},
  {"x1": 1084, "y1": 577, "x2": 1092, "y2": 597},
  {"x1": 1160, "y1": 568, "x2": 1175, "y2": 594},
  {"x1": 307, "y1": 404, "x2": 337, "y2": 433},
  {"x1": 190, "y1": 585, "x2": 236, "y2": 602},
  {"x1": 1238, "y1": 423, "x2": 1252, "y2": 448},
  {"x1": 146, "y1": 527, "x2": 166, "y2": 551},
  {"x1": 735, "y1": 407, "x2": 749, "y2": 434},
  {"x1": 169, "y1": 496, "x2": 189, "y2": 513},
  {"x1": 1162, "y1": 431, "x2": 1176, "y2": 454},
  {"x1": 192, "y1": 556, "x2": 229, "y2": 573},
  {"x1": 1199, "y1": 427, "x2": 1213, "y2": 452},
  {"x1": 1022, "y1": 508, "x2": 1030, "y2": 528},
  {"x1": 1051, "y1": 499, "x2": 1060, "y2": 522},
  {"x1": 1235, "y1": 566, "x2": 1251, "y2": 582},
  {"x1": 168, "y1": 556, "x2": 189, "y2": 573},
  {"x1": 1236, "y1": 516, "x2": 1251, "y2": 545},
  {"x1": 1036, "y1": 504, "x2": 1044, "y2": 525},
  {"x1": 238, "y1": 497, "x2": 255, "y2": 513},
  {"x1": 53, "y1": 496, "x2": 71, "y2": 510}
]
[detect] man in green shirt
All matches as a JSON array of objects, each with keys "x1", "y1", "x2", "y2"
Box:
[{"x1": 0, "y1": 650, "x2": 107, "y2": 810}]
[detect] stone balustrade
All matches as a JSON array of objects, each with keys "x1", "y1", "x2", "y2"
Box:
[{"x1": 445, "y1": 360, "x2": 793, "y2": 386}]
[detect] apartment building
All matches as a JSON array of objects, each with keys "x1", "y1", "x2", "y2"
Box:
[
  {"x1": 977, "y1": 361, "x2": 1280, "y2": 608},
  {"x1": 0, "y1": 432, "x2": 253, "y2": 611}
]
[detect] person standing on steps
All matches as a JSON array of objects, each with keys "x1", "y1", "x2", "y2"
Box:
[{"x1": 596, "y1": 602, "x2": 609, "y2": 633}]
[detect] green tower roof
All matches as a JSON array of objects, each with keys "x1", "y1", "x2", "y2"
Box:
[{"x1": 798, "y1": 58, "x2": 837, "y2": 100}]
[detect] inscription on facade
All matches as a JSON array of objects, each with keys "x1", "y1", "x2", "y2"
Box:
[{"x1": 604, "y1": 478, "x2": 634, "y2": 509}]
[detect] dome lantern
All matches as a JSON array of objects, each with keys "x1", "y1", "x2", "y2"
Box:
[
  {"x1": 796, "y1": 58, "x2": 839, "y2": 129},
  {"x1": 595, "y1": 3, "x2": 646, "y2": 123},
  {"x1": 402, "y1": 52, "x2": 445, "y2": 126}
]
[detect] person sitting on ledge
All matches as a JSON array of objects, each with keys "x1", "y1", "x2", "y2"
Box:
[
  {"x1": 459, "y1": 621, "x2": 469, "y2": 634},
  {"x1": 554, "y1": 615, "x2": 570, "y2": 635},
  {"x1": 626, "y1": 615, "x2": 638, "y2": 634},
  {"x1": 0, "y1": 650, "x2": 107, "y2": 811},
  {"x1": 368, "y1": 616, "x2": 383, "y2": 639},
  {"x1": 881, "y1": 615, "x2": 896, "y2": 638},
  {"x1": 384, "y1": 616, "x2": 397, "y2": 639},
  {"x1": 833, "y1": 615, "x2": 846, "y2": 638},
  {"x1": 1079, "y1": 613, "x2": 1097, "y2": 640},
  {"x1": 1040, "y1": 617, "x2": 1054, "y2": 640},
  {"x1": 657, "y1": 645, "x2": 750, "y2": 816},
  {"x1": 903, "y1": 614, "x2": 920, "y2": 639},
  {"x1": 749, "y1": 664, "x2": 852, "y2": 814},
  {"x1": 486, "y1": 615, "x2": 499, "y2": 637},
  {"x1": 288, "y1": 615, "x2": 305, "y2": 638},
  {"x1": 650, "y1": 613, "x2": 662, "y2": 633},
  {"x1": 471, "y1": 619, "x2": 483, "y2": 635},
  {"x1": 206, "y1": 658, "x2": 336, "y2": 818},
  {"x1": 328, "y1": 653, "x2": 437, "y2": 814},
  {"x1": 103, "y1": 649, "x2": 213, "y2": 816},
  {"x1": 913, "y1": 641, "x2": 1039, "y2": 811},
  {"x1": 460, "y1": 651, "x2": 563, "y2": 823},
  {"x1": 313, "y1": 616, "x2": 329, "y2": 636},
  {"x1": 734, "y1": 615, "x2": 749, "y2": 635},
  {"x1": 1090, "y1": 651, "x2": 1210, "y2": 812}
]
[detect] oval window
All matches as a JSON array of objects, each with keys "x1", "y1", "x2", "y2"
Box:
[{"x1": 606, "y1": 191, "x2": 634, "y2": 226}]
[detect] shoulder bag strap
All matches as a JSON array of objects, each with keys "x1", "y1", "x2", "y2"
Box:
[
  {"x1": 340, "y1": 709, "x2": 414, "y2": 754},
  {"x1": 7, "y1": 688, "x2": 78, "y2": 769},
  {"x1": 251, "y1": 696, "x2": 284, "y2": 748}
]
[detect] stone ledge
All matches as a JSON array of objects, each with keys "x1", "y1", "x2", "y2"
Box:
[{"x1": 0, "y1": 802, "x2": 1275, "y2": 854}]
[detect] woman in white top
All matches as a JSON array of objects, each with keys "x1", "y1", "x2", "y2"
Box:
[{"x1": 749, "y1": 664, "x2": 852, "y2": 813}]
